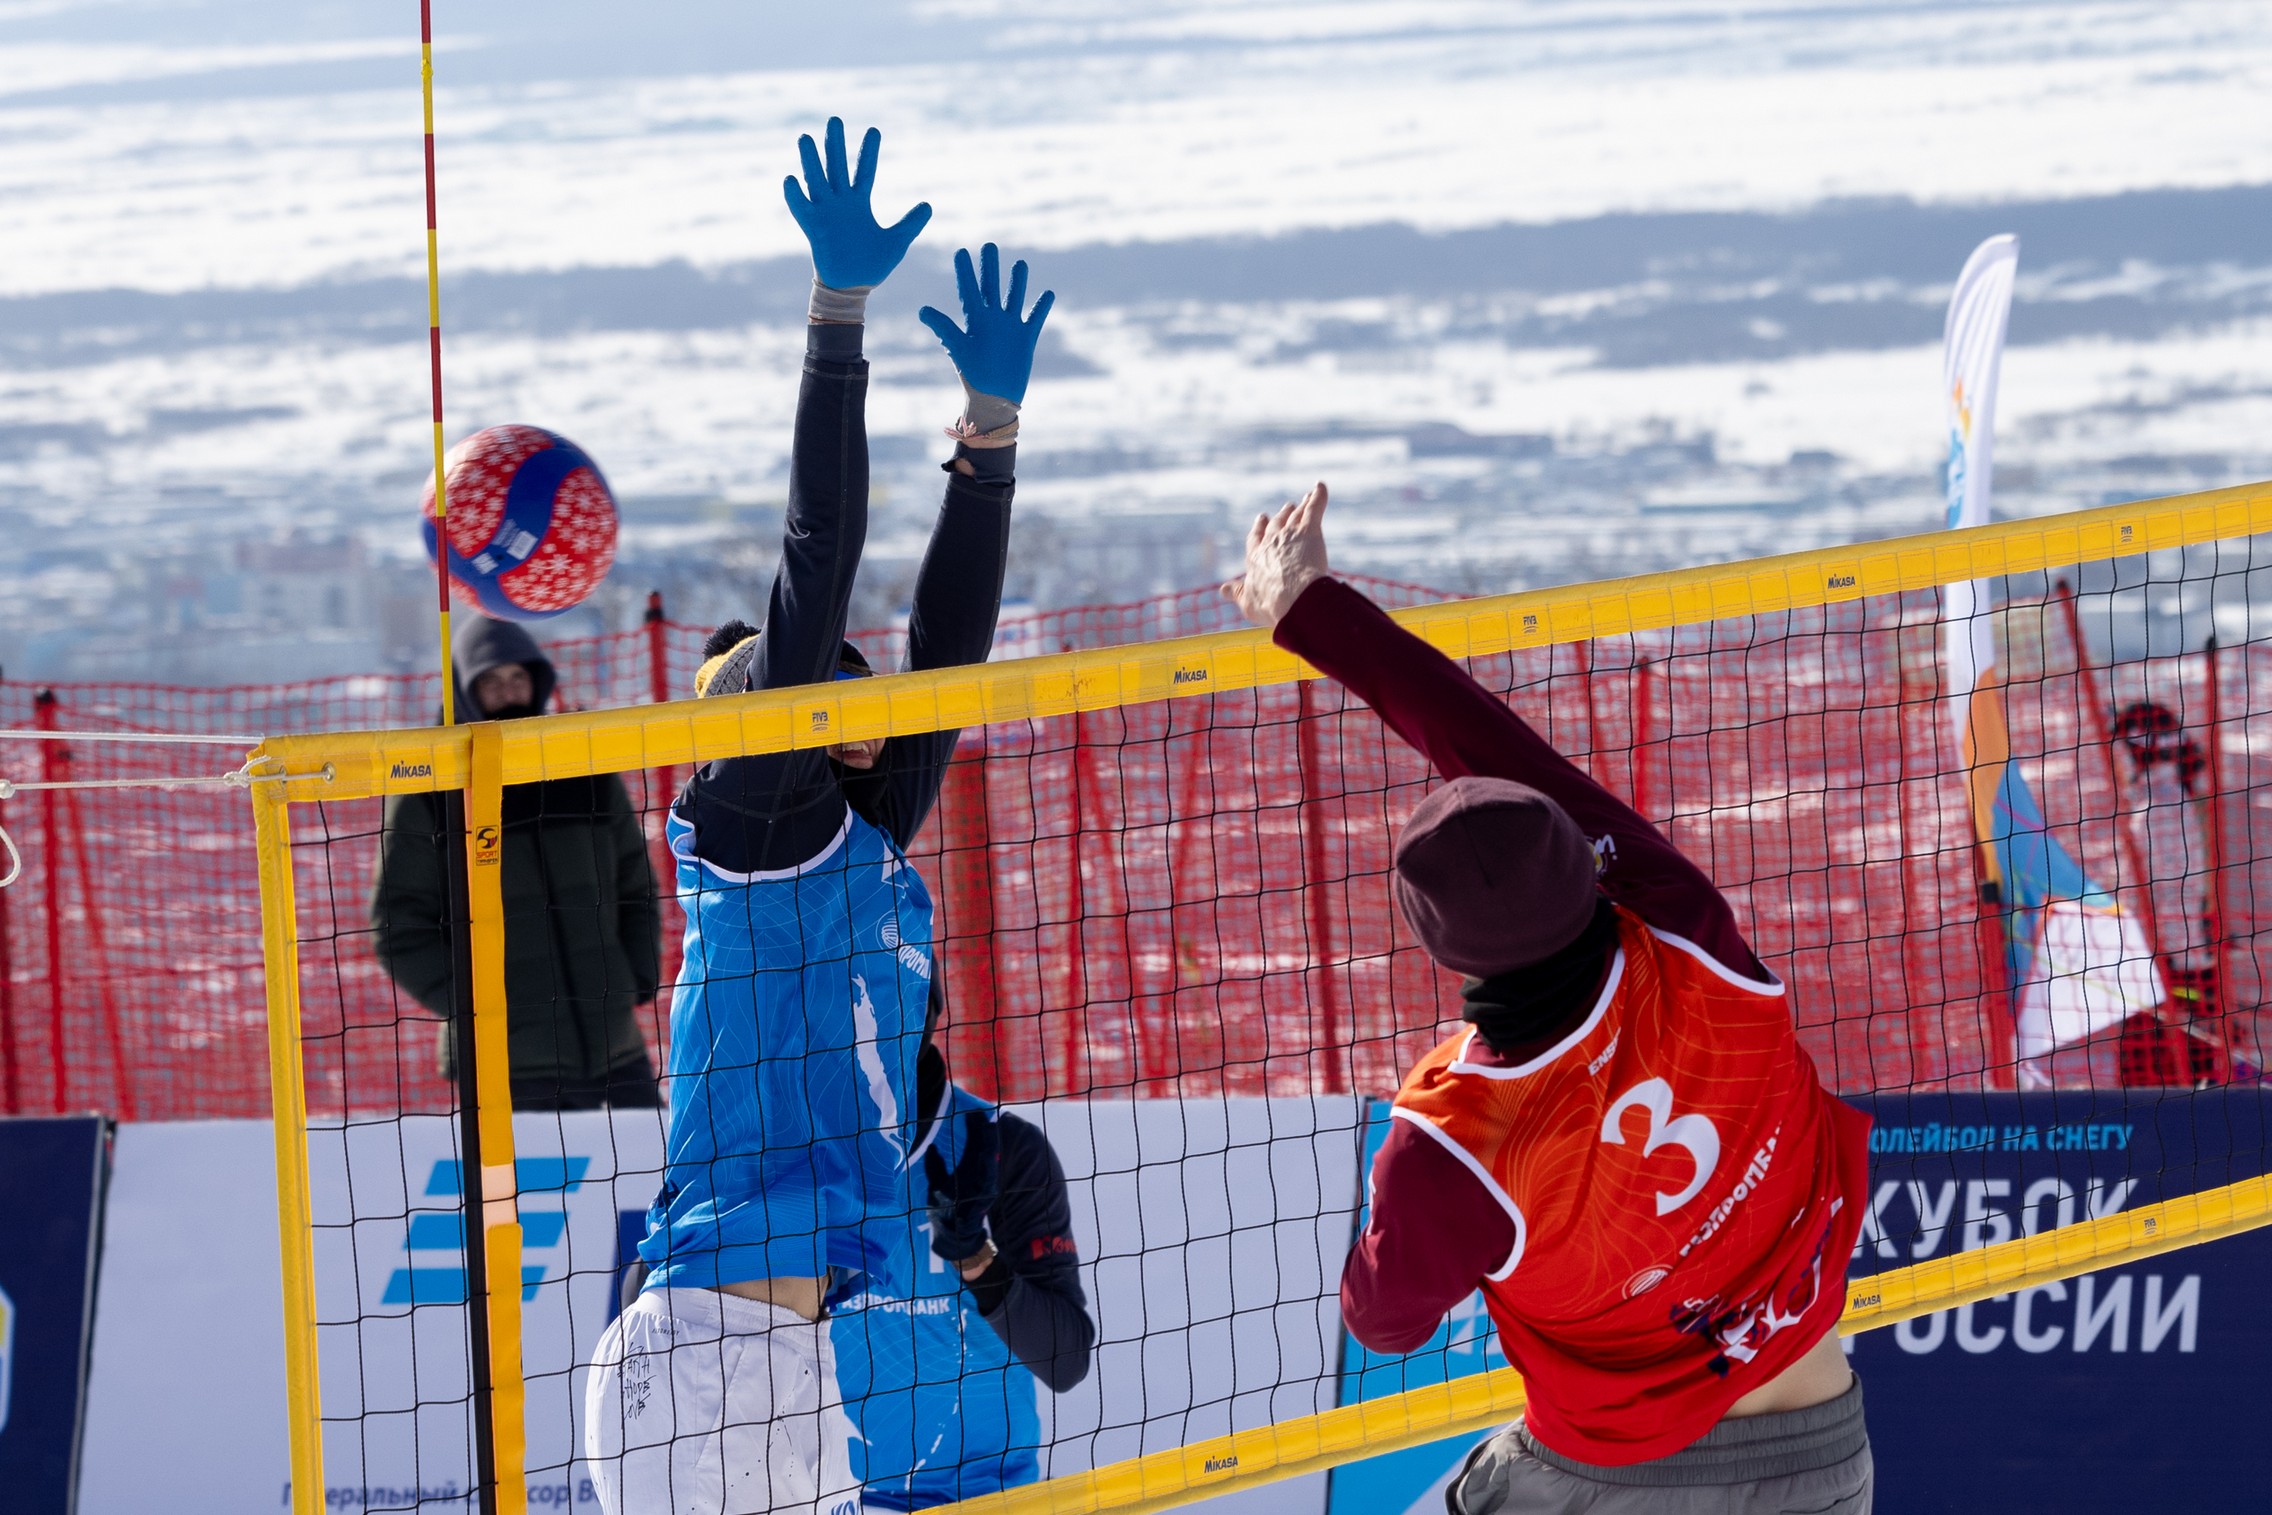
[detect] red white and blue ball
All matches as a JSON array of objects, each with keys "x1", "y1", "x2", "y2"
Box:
[{"x1": 421, "y1": 425, "x2": 618, "y2": 621}]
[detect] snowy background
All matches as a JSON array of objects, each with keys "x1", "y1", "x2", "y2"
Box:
[{"x1": 3, "y1": 0, "x2": 2271, "y2": 679}]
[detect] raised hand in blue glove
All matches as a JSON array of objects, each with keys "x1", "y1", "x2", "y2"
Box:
[
  {"x1": 782, "y1": 117, "x2": 932, "y2": 298},
  {"x1": 920, "y1": 244, "x2": 1056, "y2": 435}
]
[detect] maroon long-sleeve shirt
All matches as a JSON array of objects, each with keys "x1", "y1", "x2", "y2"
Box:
[{"x1": 1274, "y1": 577, "x2": 1769, "y2": 1355}]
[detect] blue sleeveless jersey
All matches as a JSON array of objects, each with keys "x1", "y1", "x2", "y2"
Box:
[
  {"x1": 639, "y1": 805, "x2": 933, "y2": 1295},
  {"x1": 830, "y1": 1085, "x2": 1042, "y2": 1510}
]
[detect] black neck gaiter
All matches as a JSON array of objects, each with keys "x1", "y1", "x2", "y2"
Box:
[
  {"x1": 913, "y1": 1040, "x2": 948, "y2": 1153},
  {"x1": 1459, "y1": 895, "x2": 1621, "y2": 1055}
]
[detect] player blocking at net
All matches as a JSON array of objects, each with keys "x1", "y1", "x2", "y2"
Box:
[
  {"x1": 582, "y1": 117, "x2": 1054, "y2": 1515},
  {"x1": 1227, "y1": 485, "x2": 1875, "y2": 1513}
]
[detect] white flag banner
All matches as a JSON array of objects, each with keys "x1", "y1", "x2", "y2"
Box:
[
  {"x1": 2015, "y1": 900, "x2": 2167, "y2": 1060},
  {"x1": 1936, "y1": 232, "x2": 2169, "y2": 1058},
  {"x1": 1941, "y1": 232, "x2": 2018, "y2": 759}
]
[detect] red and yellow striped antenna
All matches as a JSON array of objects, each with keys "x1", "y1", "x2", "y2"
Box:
[{"x1": 421, "y1": 1, "x2": 454, "y2": 725}]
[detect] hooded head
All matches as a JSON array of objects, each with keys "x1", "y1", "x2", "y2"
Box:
[
  {"x1": 1392, "y1": 775, "x2": 1599, "y2": 977},
  {"x1": 452, "y1": 615, "x2": 557, "y2": 722}
]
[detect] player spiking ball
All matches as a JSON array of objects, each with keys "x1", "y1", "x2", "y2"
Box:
[{"x1": 1226, "y1": 484, "x2": 1875, "y2": 1513}]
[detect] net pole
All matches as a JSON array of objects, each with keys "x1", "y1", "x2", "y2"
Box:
[
  {"x1": 463, "y1": 722, "x2": 529, "y2": 1515},
  {"x1": 252, "y1": 786, "x2": 325, "y2": 1515},
  {"x1": 417, "y1": 17, "x2": 519, "y2": 1496},
  {"x1": 420, "y1": 0, "x2": 455, "y2": 728}
]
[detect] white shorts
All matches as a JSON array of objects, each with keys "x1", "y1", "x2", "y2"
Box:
[{"x1": 583, "y1": 1287, "x2": 857, "y2": 1515}]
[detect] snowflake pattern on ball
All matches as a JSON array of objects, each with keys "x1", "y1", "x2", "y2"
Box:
[
  {"x1": 499, "y1": 466, "x2": 617, "y2": 612},
  {"x1": 423, "y1": 424, "x2": 552, "y2": 560}
]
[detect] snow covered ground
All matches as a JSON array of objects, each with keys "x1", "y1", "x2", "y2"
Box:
[
  {"x1": 10, "y1": 0, "x2": 2272, "y2": 291},
  {"x1": 2, "y1": 0, "x2": 2270, "y2": 677}
]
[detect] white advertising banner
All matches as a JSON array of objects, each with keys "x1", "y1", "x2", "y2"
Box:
[
  {"x1": 79, "y1": 1120, "x2": 289, "y2": 1515},
  {"x1": 77, "y1": 1101, "x2": 1362, "y2": 1514}
]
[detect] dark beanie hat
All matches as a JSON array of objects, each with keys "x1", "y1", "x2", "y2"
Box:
[{"x1": 1392, "y1": 776, "x2": 1599, "y2": 977}]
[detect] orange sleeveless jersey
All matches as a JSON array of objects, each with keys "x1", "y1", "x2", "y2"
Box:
[{"x1": 1391, "y1": 906, "x2": 1872, "y2": 1465}]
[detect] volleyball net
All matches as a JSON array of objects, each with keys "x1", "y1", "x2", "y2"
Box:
[{"x1": 9, "y1": 483, "x2": 2272, "y2": 1511}]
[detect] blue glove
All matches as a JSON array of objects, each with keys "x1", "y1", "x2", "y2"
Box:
[
  {"x1": 782, "y1": 117, "x2": 932, "y2": 291},
  {"x1": 919, "y1": 243, "x2": 1056, "y2": 405}
]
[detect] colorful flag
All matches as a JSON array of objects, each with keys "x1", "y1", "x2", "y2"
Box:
[{"x1": 1938, "y1": 234, "x2": 2165, "y2": 1066}]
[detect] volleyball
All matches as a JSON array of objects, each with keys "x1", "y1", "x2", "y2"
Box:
[{"x1": 419, "y1": 424, "x2": 618, "y2": 621}]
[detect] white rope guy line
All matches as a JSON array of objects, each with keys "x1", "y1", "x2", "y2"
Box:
[
  {"x1": 3, "y1": 775, "x2": 247, "y2": 796},
  {"x1": 0, "y1": 766, "x2": 317, "y2": 799},
  {"x1": 0, "y1": 762, "x2": 322, "y2": 889},
  {"x1": 0, "y1": 728, "x2": 263, "y2": 745}
]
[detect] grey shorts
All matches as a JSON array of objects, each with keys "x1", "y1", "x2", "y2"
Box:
[{"x1": 1447, "y1": 1379, "x2": 1870, "y2": 1515}]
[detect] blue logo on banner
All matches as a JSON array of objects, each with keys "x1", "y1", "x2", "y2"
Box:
[{"x1": 382, "y1": 1156, "x2": 590, "y2": 1307}]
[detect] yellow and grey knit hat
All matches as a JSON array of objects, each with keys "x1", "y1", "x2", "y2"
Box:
[
  {"x1": 694, "y1": 620, "x2": 761, "y2": 698},
  {"x1": 694, "y1": 620, "x2": 876, "y2": 698}
]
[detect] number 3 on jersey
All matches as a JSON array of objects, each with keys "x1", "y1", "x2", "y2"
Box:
[{"x1": 1599, "y1": 1077, "x2": 1721, "y2": 1215}]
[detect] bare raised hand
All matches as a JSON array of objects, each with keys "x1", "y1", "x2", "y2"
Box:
[{"x1": 1222, "y1": 481, "x2": 1331, "y2": 629}]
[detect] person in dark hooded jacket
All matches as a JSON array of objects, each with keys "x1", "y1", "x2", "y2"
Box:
[{"x1": 370, "y1": 613, "x2": 664, "y2": 1109}]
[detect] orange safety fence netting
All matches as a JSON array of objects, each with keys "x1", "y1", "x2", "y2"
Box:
[{"x1": 0, "y1": 575, "x2": 2262, "y2": 1119}]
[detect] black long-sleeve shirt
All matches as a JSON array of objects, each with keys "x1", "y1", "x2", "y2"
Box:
[
  {"x1": 676, "y1": 322, "x2": 1014, "y2": 873},
  {"x1": 959, "y1": 1110, "x2": 1096, "y2": 1393}
]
